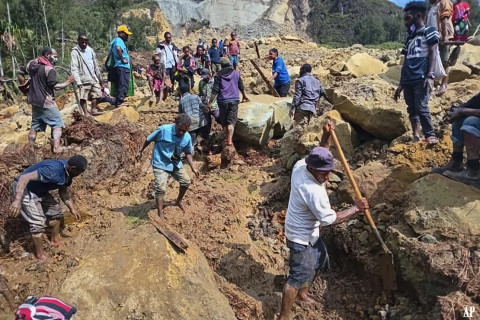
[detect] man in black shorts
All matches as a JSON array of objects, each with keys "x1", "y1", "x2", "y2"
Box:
[{"x1": 208, "y1": 57, "x2": 249, "y2": 146}]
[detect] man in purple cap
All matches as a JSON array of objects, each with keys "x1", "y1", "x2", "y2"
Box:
[{"x1": 278, "y1": 121, "x2": 369, "y2": 320}]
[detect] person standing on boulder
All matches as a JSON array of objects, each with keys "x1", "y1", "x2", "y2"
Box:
[
  {"x1": 136, "y1": 114, "x2": 200, "y2": 221},
  {"x1": 394, "y1": 1, "x2": 440, "y2": 145},
  {"x1": 290, "y1": 63, "x2": 331, "y2": 127},
  {"x1": 432, "y1": 93, "x2": 480, "y2": 183},
  {"x1": 108, "y1": 25, "x2": 132, "y2": 107},
  {"x1": 436, "y1": 0, "x2": 455, "y2": 96},
  {"x1": 71, "y1": 34, "x2": 104, "y2": 116},
  {"x1": 278, "y1": 121, "x2": 369, "y2": 320},
  {"x1": 208, "y1": 57, "x2": 250, "y2": 146},
  {"x1": 268, "y1": 48, "x2": 291, "y2": 97},
  {"x1": 227, "y1": 32, "x2": 241, "y2": 70},
  {"x1": 26, "y1": 47, "x2": 74, "y2": 153},
  {"x1": 9, "y1": 155, "x2": 88, "y2": 261},
  {"x1": 156, "y1": 32, "x2": 179, "y2": 94},
  {"x1": 426, "y1": 0, "x2": 454, "y2": 96}
]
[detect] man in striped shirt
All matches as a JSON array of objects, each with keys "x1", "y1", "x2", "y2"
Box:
[{"x1": 394, "y1": 1, "x2": 440, "y2": 145}]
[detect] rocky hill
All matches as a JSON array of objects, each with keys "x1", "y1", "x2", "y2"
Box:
[{"x1": 155, "y1": 0, "x2": 403, "y2": 45}]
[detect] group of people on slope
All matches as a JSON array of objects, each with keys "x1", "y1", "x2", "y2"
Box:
[{"x1": 8, "y1": 7, "x2": 480, "y2": 319}]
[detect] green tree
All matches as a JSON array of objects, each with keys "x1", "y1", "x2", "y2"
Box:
[{"x1": 354, "y1": 16, "x2": 387, "y2": 45}]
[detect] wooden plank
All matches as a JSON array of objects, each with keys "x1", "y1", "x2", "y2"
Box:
[
  {"x1": 250, "y1": 59, "x2": 280, "y2": 97},
  {"x1": 254, "y1": 41, "x2": 260, "y2": 59},
  {"x1": 148, "y1": 211, "x2": 189, "y2": 253}
]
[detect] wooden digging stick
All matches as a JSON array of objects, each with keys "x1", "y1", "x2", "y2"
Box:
[{"x1": 254, "y1": 41, "x2": 260, "y2": 59}]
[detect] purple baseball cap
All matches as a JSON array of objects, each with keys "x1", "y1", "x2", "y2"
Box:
[{"x1": 305, "y1": 147, "x2": 335, "y2": 171}]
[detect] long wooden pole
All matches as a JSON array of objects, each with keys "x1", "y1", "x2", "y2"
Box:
[{"x1": 250, "y1": 59, "x2": 280, "y2": 97}]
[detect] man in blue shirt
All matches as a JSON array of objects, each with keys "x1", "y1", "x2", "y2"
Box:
[
  {"x1": 268, "y1": 48, "x2": 291, "y2": 97},
  {"x1": 136, "y1": 114, "x2": 200, "y2": 221},
  {"x1": 394, "y1": 1, "x2": 440, "y2": 145},
  {"x1": 9, "y1": 155, "x2": 88, "y2": 262},
  {"x1": 109, "y1": 25, "x2": 132, "y2": 107},
  {"x1": 208, "y1": 38, "x2": 222, "y2": 74}
]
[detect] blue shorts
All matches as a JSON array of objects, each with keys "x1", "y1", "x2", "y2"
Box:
[
  {"x1": 451, "y1": 116, "x2": 480, "y2": 147},
  {"x1": 230, "y1": 55, "x2": 239, "y2": 67},
  {"x1": 31, "y1": 106, "x2": 64, "y2": 132},
  {"x1": 286, "y1": 238, "x2": 330, "y2": 290}
]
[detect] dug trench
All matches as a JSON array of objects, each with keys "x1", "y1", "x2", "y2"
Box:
[{"x1": 0, "y1": 103, "x2": 479, "y2": 319}]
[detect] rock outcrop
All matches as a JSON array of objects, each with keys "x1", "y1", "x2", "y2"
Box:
[
  {"x1": 448, "y1": 64, "x2": 472, "y2": 83},
  {"x1": 95, "y1": 107, "x2": 140, "y2": 124},
  {"x1": 59, "y1": 223, "x2": 236, "y2": 320},
  {"x1": 327, "y1": 79, "x2": 410, "y2": 141},
  {"x1": 344, "y1": 53, "x2": 388, "y2": 78},
  {"x1": 404, "y1": 174, "x2": 480, "y2": 239},
  {"x1": 337, "y1": 161, "x2": 408, "y2": 206}
]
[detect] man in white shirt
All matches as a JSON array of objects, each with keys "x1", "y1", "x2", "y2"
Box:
[
  {"x1": 278, "y1": 121, "x2": 369, "y2": 320},
  {"x1": 156, "y1": 32, "x2": 178, "y2": 93}
]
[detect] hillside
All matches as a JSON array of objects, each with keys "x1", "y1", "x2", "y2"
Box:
[{"x1": 154, "y1": 0, "x2": 403, "y2": 46}]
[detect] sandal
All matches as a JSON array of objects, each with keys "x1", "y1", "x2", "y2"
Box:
[{"x1": 425, "y1": 136, "x2": 439, "y2": 145}]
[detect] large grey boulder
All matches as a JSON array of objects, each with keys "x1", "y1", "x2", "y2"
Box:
[{"x1": 234, "y1": 95, "x2": 292, "y2": 147}]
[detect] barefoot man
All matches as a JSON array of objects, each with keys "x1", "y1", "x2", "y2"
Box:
[
  {"x1": 9, "y1": 155, "x2": 88, "y2": 261},
  {"x1": 278, "y1": 121, "x2": 369, "y2": 320},
  {"x1": 136, "y1": 114, "x2": 200, "y2": 220}
]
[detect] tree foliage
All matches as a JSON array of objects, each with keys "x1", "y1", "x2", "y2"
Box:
[
  {"x1": 0, "y1": 0, "x2": 162, "y2": 76},
  {"x1": 309, "y1": 0, "x2": 404, "y2": 46}
]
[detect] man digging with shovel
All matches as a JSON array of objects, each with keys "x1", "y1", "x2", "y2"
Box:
[{"x1": 278, "y1": 120, "x2": 369, "y2": 320}]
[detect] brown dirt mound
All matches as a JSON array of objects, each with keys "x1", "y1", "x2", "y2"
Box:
[{"x1": 0, "y1": 113, "x2": 146, "y2": 237}]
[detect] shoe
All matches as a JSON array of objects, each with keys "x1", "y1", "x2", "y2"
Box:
[
  {"x1": 432, "y1": 160, "x2": 463, "y2": 174},
  {"x1": 443, "y1": 169, "x2": 480, "y2": 184}
]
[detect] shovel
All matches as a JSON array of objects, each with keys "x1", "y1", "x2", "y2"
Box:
[{"x1": 330, "y1": 129, "x2": 397, "y2": 291}]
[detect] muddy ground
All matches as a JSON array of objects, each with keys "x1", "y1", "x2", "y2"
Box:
[
  {"x1": 1, "y1": 41, "x2": 480, "y2": 319},
  {"x1": 0, "y1": 98, "x2": 473, "y2": 320}
]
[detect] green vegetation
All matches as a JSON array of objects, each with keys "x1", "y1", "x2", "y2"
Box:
[
  {"x1": 0, "y1": 0, "x2": 163, "y2": 77},
  {"x1": 309, "y1": 0, "x2": 404, "y2": 46},
  {"x1": 309, "y1": 0, "x2": 480, "y2": 47}
]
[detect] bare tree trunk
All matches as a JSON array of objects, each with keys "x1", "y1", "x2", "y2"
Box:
[
  {"x1": 0, "y1": 51, "x2": 4, "y2": 77},
  {"x1": 40, "y1": 0, "x2": 52, "y2": 47},
  {"x1": 61, "y1": 22, "x2": 65, "y2": 63},
  {"x1": 7, "y1": 2, "x2": 15, "y2": 77}
]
